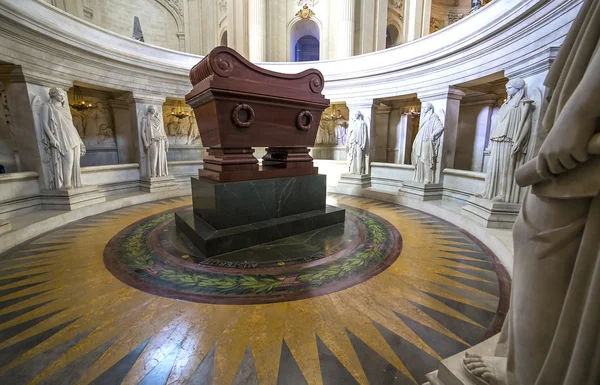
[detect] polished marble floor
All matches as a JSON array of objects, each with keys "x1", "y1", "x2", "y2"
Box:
[{"x1": 0, "y1": 194, "x2": 509, "y2": 385}]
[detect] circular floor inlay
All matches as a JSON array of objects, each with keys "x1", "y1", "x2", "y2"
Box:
[{"x1": 104, "y1": 206, "x2": 402, "y2": 304}]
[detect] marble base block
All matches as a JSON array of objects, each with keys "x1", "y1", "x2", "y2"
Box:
[
  {"x1": 424, "y1": 334, "x2": 499, "y2": 385},
  {"x1": 0, "y1": 220, "x2": 11, "y2": 235},
  {"x1": 177, "y1": 174, "x2": 345, "y2": 256},
  {"x1": 461, "y1": 196, "x2": 521, "y2": 229},
  {"x1": 139, "y1": 176, "x2": 177, "y2": 193},
  {"x1": 336, "y1": 173, "x2": 371, "y2": 196},
  {"x1": 175, "y1": 205, "x2": 346, "y2": 256},
  {"x1": 40, "y1": 186, "x2": 106, "y2": 211},
  {"x1": 401, "y1": 181, "x2": 443, "y2": 201},
  {"x1": 191, "y1": 174, "x2": 328, "y2": 230}
]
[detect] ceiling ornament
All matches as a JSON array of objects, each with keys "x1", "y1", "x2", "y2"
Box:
[
  {"x1": 296, "y1": 4, "x2": 315, "y2": 19},
  {"x1": 448, "y1": 11, "x2": 464, "y2": 24},
  {"x1": 296, "y1": 0, "x2": 319, "y2": 6},
  {"x1": 389, "y1": 0, "x2": 404, "y2": 9},
  {"x1": 164, "y1": 0, "x2": 183, "y2": 17}
]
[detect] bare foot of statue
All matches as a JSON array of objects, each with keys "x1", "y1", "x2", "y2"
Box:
[{"x1": 461, "y1": 353, "x2": 507, "y2": 385}]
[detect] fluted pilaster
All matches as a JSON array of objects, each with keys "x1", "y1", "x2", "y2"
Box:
[
  {"x1": 335, "y1": 0, "x2": 355, "y2": 59},
  {"x1": 248, "y1": 0, "x2": 266, "y2": 62}
]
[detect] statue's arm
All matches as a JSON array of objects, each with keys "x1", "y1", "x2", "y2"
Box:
[
  {"x1": 432, "y1": 117, "x2": 444, "y2": 141},
  {"x1": 537, "y1": 44, "x2": 600, "y2": 176},
  {"x1": 512, "y1": 101, "x2": 533, "y2": 153},
  {"x1": 40, "y1": 104, "x2": 58, "y2": 148},
  {"x1": 140, "y1": 118, "x2": 149, "y2": 148}
]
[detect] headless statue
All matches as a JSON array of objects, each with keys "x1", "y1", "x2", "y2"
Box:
[{"x1": 463, "y1": 1, "x2": 600, "y2": 384}]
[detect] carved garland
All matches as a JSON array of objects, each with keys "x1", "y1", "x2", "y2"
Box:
[
  {"x1": 232, "y1": 104, "x2": 255, "y2": 128},
  {"x1": 296, "y1": 110, "x2": 313, "y2": 131}
]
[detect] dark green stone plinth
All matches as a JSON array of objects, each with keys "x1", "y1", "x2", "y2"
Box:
[
  {"x1": 175, "y1": 205, "x2": 346, "y2": 256},
  {"x1": 177, "y1": 174, "x2": 345, "y2": 256}
]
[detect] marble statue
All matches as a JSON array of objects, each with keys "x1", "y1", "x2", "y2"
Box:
[
  {"x1": 186, "y1": 111, "x2": 201, "y2": 145},
  {"x1": 141, "y1": 105, "x2": 169, "y2": 177},
  {"x1": 470, "y1": 0, "x2": 482, "y2": 13},
  {"x1": 39, "y1": 87, "x2": 86, "y2": 189},
  {"x1": 346, "y1": 111, "x2": 368, "y2": 174},
  {"x1": 463, "y1": 1, "x2": 600, "y2": 384},
  {"x1": 411, "y1": 102, "x2": 444, "y2": 184},
  {"x1": 477, "y1": 78, "x2": 533, "y2": 203},
  {"x1": 334, "y1": 110, "x2": 348, "y2": 146}
]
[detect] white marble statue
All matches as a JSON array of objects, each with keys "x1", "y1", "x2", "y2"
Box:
[
  {"x1": 141, "y1": 105, "x2": 169, "y2": 177},
  {"x1": 411, "y1": 102, "x2": 444, "y2": 184},
  {"x1": 463, "y1": 1, "x2": 600, "y2": 384},
  {"x1": 346, "y1": 110, "x2": 368, "y2": 174},
  {"x1": 39, "y1": 87, "x2": 86, "y2": 190},
  {"x1": 477, "y1": 78, "x2": 533, "y2": 203},
  {"x1": 334, "y1": 109, "x2": 348, "y2": 146}
]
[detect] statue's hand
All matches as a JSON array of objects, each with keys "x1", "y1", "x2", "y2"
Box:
[
  {"x1": 511, "y1": 140, "x2": 523, "y2": 155},
  {"x1": 50, "y1": 138, "x2": 59, "y2": 148},
  {"x1": 537, "y1": 108, "x2": 596, "y2": 177},
  {"x1": 80, "y1": 144, "x2": 86, "y2": 157}
]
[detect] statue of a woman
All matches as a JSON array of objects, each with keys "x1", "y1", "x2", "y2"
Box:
[
  {"x1": 463, "y1": 1, "x2": 600, "y2": 384},
  {"x1": 41, "y1": 87, "x2": 86, "y2": 189},
  {"x1": 346, "y1": 111, "x2": 368, "y2": 174},
  {"x1": 334, "y1": 110, "x2": 349, "y2": 146},
  {"x1": 141, "y1": 106, "x2": 169, "y2": 177},
  {"x1": 411, "y1": 102, "x2": 444, "y2": 184},
  {"x1": 478, "y1": 79, "x2": 533, "y2": 203}
]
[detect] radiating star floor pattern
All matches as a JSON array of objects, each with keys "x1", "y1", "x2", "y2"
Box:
[{"x1": 0, "y1": 194, "x2": 509, "y2": 385}]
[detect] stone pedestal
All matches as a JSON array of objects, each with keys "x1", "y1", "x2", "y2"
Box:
[
  {"x1": 401, "y1": 181, "x2": 443, "y2": 201},
  {"x1": 461, "y1": 196, "x2": 521, "y2": 229},
  {"x1": 40, "y1": 186, "x2": 105, "y2": 211},
  {"x1": 139, "y1": 176, "x2": 177, "y2": 193},
  {"x1": 424, "y1": 335, "x2": 499, "y2": 385},
  {"x1": 175, "y1": 174, "x2": 345, "y2": 256},
  {"x1": 0, "y1": 220, "x2": 11, "y2": 235},
  {"x1": 336, "y1": 173, "x2": 371, "y2": 195}
]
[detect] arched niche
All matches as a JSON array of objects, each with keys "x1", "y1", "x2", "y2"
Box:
[
  {"x1": 386, "y1": 24, "x2": 402, "y2": 48},
  {"x1": 287, "y1": 17, "x2": 321, "y2": 62},
  {"x1": 295, "y1": 35, "x2": 319, "y2": 62}
]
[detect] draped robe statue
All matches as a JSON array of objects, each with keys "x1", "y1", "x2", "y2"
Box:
[
  {"x1": 478, "y1": 79, "x2": 533, "y2": 203},
  {"x1": 41, "y1": 87, "x2": 86, "y2": 189},
  {"x1": 463, "y1": 1, "x2": 600, "y2": 384},
  {"x1": 141, "y1": 106, "x2": 169, "y2": 177},
  {"x1": 411, "y1": 102, "x2": 444, "y2": 184},
  {"x1": 334, "y1": 110, "x2": 348, "y2": 146},
  {"x1": 346, "y1": 111, "x2": 368, "y2": 174}
]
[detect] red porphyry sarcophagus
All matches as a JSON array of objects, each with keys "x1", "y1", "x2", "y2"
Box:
[{"x1": 186, "y1": 46, "x2": 330, "y2": 183}]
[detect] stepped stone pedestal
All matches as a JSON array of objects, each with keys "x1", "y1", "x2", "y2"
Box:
[
  {"x1": 140, "y1": 176, "x2": 177, "y2": 193},
  {"x1": 40, "y1": 185, "x2": 105, "y2": 211},
  {"x1": 175, "y1": 174, "x2": 345, "y2": 256},
  {"x1": 424, "y1": 335, "x2": 499, "y2": 385},
  {"x1": 336, "y1": 173, "x2": 371, "y2": 195},
  {"x1": 401, "y1": 181, "x2": 443, "y2": 201},
  {"x1": 461, "y1": 196, "x2": 521, "y2": 229}
]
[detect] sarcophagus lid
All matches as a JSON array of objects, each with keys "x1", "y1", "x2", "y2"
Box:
[{"x1": 186, "y1": 47, "x2": 329, "y2": 149}]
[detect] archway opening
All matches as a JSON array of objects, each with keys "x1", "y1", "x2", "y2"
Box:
[
  {"x1": 386, "y1": 24, "x2": 400, "y2": 48},
  {"x1": 220, "y1": 31, "x2": 228, "y2": 47},
  {"x1": 295, "y1": 35, "x2": 319, "y2": 62},
  {"x1": 289, "y1": 18, "x2": 320, "y2": 62}
]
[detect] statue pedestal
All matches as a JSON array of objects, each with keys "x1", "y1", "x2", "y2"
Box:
[
  {"x1": 0, "y1": 220, "x2": 11, "y2": 236},
  {"x1": 461, "y1": 196, "x2": 521, "y2": 229},
  {"x1": 336, "y1": 173, "x2": 371, "y2": 196},
  {"x1": 139, "y1": 176, "x2": 177, "y2": 193},
  {"x1": 424, "y1": 334, "x2": 499, "y2": 385},
  {"x1": 401, "y1": 181, "x2": 443, "y2": 201},
  {"x1": 175, "y1": 175, "x2": 345, "y2": 256},
  {"x1": 40, "y1": 186, "x2": 105, "y2": 211}
]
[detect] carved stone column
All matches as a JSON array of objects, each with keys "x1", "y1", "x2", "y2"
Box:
[{"x1": 248, "y1": 0, "x2": 266, "y2": 62}]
